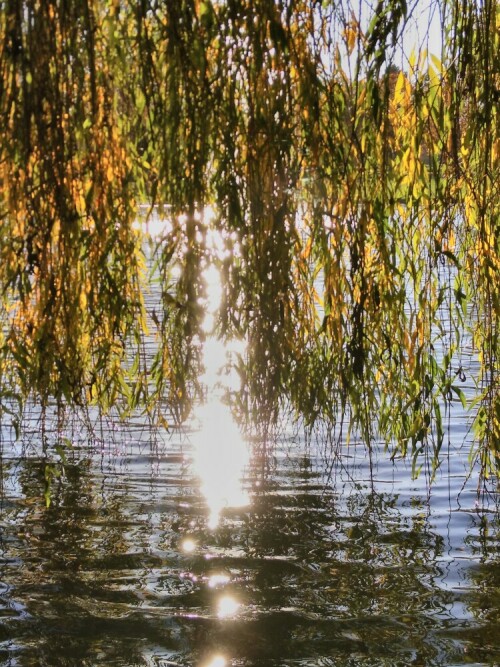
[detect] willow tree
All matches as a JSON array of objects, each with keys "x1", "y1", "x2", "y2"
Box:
[{"x1": 0, "y1": 0, "x2": 498, "y2": 476}]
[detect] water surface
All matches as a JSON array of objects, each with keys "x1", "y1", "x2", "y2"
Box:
[{"x1": 0, "y1": 405, "x2": 498, "y2": 667}]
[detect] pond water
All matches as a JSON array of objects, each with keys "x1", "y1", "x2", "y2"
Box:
[
  {"x1": 0, "y1": 403, "x2": 499, "y2": 667},
  {"x1": 0, "y1": 232, "x2": 499, "y2": 666}
]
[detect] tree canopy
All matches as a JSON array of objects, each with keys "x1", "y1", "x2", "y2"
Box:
[{"x1": 0, "y1": 0, "x2": 498, "y2": 476}]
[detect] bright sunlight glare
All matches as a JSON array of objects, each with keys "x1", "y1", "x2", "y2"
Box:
[
  {"x1": 217, "y1": 595, "x2": 240, "y2": 619},
  {"x1": 208, "y1": 574, "x2": 231, "y2": 588},
  {"x1": 181, "y1": 538, "x2": 197, "y2": 553},
  {"x1": 191, "y1": 221, "x2": 250, "y2": 530},
  {"x1": 202, "y1": 656, "x2": 227, "y2": 667}
]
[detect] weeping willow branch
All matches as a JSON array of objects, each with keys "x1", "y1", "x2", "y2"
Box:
[{"x1": 0, "y1": 0, "x2": 498, "y2": 476}]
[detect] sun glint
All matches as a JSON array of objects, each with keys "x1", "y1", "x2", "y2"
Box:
[
  {"x1": 181, "y1": 538, "x2": 197, "y2": 553},
  {"x1": 217, "y1": 594, "x2": 240, "y2": 618},
  {"x1": 203, "y1": 655, "x2": 227, "y2": 667}
]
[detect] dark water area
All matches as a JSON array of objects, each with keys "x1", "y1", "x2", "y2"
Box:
[{"x1": 0, "y1": 405, "x2": 499, "y2": 667}]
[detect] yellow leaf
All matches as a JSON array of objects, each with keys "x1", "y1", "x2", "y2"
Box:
[
  {"x1": 51, "y1": 218, "x2": 60, "y2": 245},
  {"x1": 394, "y1": 72, "x2": 406, "y2": 107},
  {"x1": 344, "y1": 27, "x2": 356, "y2": 55},
  {"x1": 302, "y1": 236, "x2": 312, "y2": 260},
  {"x1": 430, "y1": 53, "x2": 442, "y2": 73},
  {"x1": 408, "y1": 49, "x2": 416, "y2": 75},
  {"x1": 79, "y1": 289, "x2": 87, "y2": 310}
]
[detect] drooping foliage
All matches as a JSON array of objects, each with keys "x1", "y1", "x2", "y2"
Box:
[
  {"x1": 0, "y1": 0, "x2": 145, "y2": 415},
  {"x1": 0, "y1": 0, "x2": 498, "y2": 475}
]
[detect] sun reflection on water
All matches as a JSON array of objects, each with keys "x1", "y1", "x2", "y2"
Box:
[
  {"x1": 192, "y1": 397, "x2": 249, "y2": 529},
  {"x1": 202, "y1": 656, "x2": 227, "y2": 667},
  {"x1": 217, "y1": 594, "x2": 240, "y2": 619},
  {"x1": 191, "y1": 220, "x2": 250, "y2": 529},
  {"x1": 208, "y1": 574, "x2": 230, "y2": 588},
  {"x1": 181, "y1": 538, "x2": 197, "y2": 553}
]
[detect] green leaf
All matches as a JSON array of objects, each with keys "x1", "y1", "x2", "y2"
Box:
[{"x1": 451, "y1": 385, "x2": 467, "y2": 409}]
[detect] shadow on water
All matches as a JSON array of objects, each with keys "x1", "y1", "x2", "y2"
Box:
[{"x1": 0, "y1": 410, "x2": 499, "y2": 666}]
